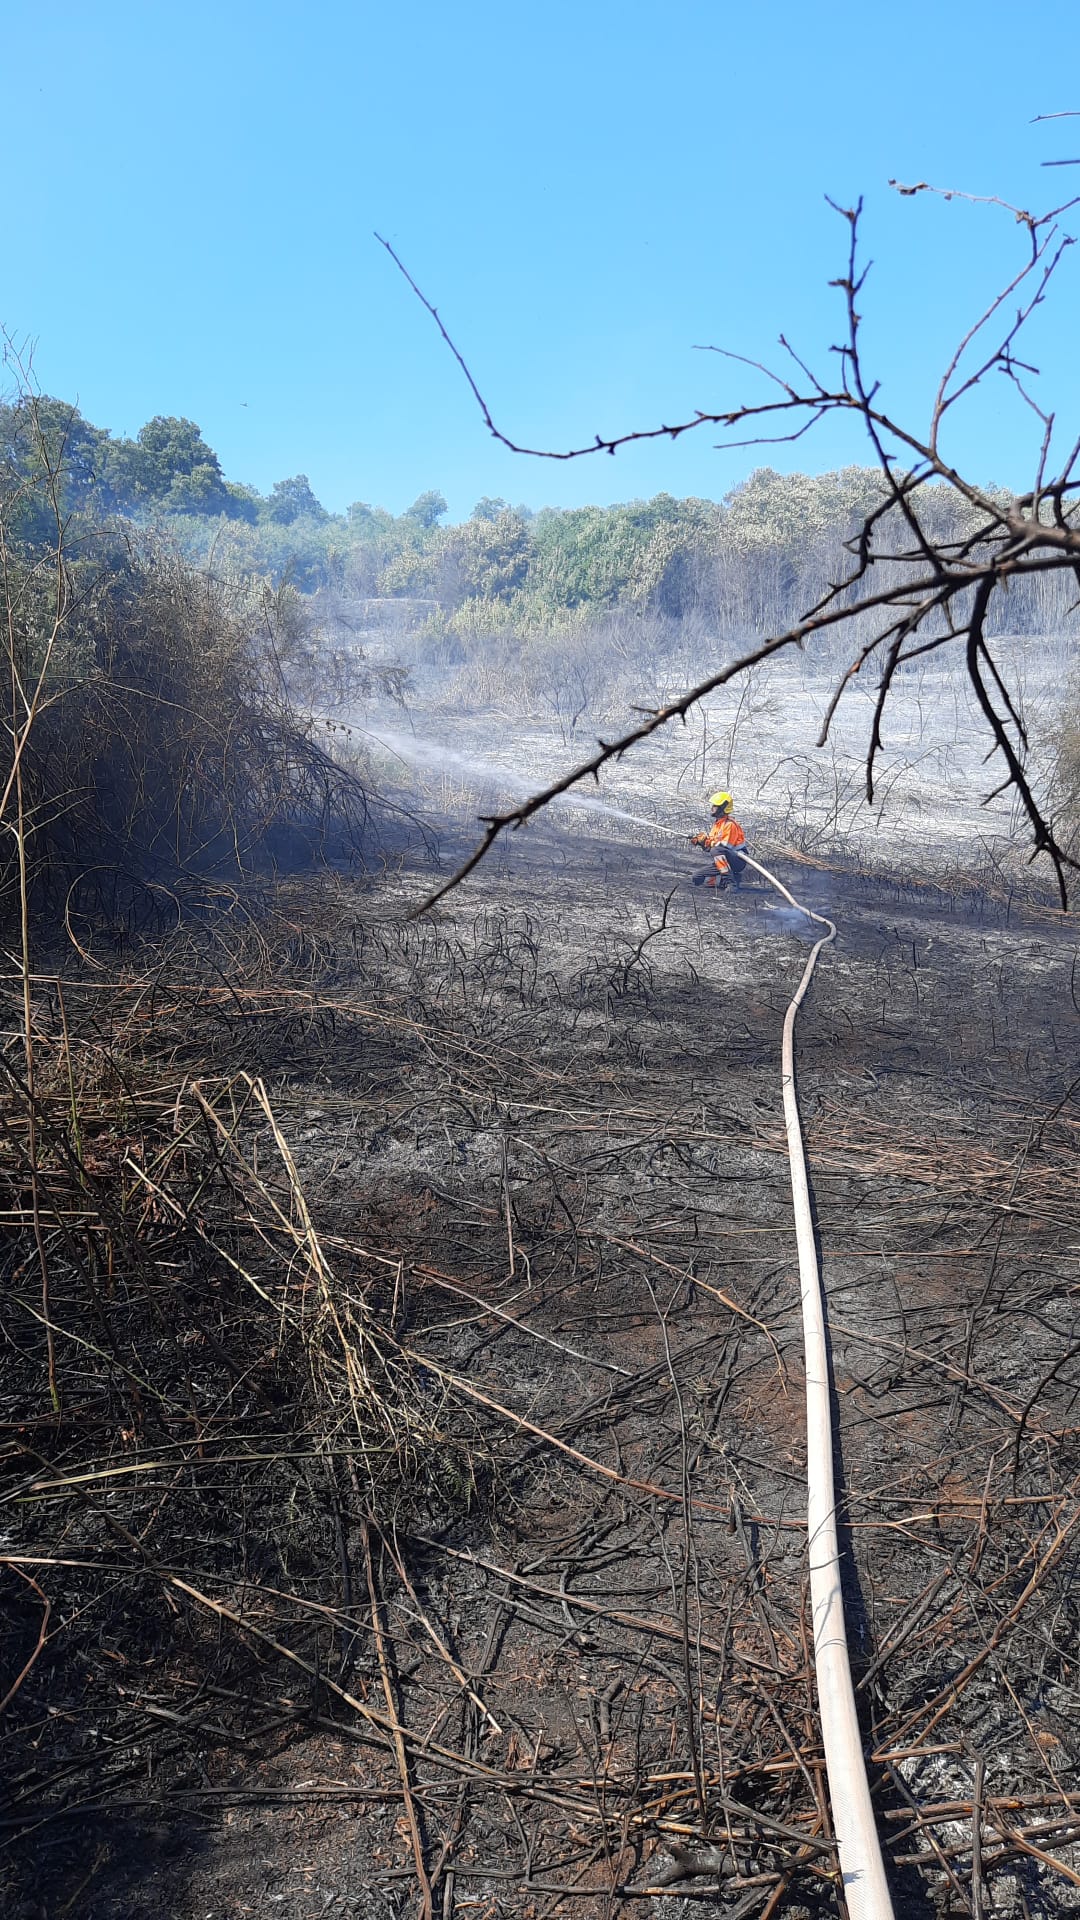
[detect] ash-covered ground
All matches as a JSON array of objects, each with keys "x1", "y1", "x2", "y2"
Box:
[
  {"x1": 6, "y1": 654, "x2": 1080, "y2": 1920},
  {"x1": 352, "y1": 635, "x2": 1067, "y2": 883}
]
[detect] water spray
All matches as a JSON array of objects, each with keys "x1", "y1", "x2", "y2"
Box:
[{"x1": 355, "y1": 722, "x2": 661, "y2": 832}]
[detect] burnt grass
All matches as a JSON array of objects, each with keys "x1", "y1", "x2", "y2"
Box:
[{"x1": 3, "y1": 820, "x2": 1080, "y2": 1920}]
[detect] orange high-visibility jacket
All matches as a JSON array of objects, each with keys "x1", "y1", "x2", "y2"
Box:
[{"x1": 691, "y1": 817, "x2": 746, "y2": 853}]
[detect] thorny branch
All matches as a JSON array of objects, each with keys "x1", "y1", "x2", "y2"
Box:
[{"x1": 381, "y1": 185, "x2": 1080, "y2": 909}]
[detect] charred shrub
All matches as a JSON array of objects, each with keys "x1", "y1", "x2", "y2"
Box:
[{"x1": 1, "y1": 530, "x2": 405, "y2": 933}]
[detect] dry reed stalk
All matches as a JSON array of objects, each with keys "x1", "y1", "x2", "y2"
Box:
[
  {"x1": 375, "y1": 1522, "x2": 503, "y2": 1735},
  {"x1": 361, "y1": 1520, "x2": 434, "y2": 1918}
]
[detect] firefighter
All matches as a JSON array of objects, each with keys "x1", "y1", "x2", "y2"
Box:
[{"x1": 689, "y1": 791, "x2": 748, "y2": 890}]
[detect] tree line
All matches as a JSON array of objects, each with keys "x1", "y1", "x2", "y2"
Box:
[{"x1": 8, "y1": 394, "x2": 1076, "y2": 649}]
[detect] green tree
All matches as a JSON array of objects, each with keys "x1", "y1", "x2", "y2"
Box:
[
  {"x1": 131, "y1": 416, "x2": 231, "y2": 514},
  {"x1": 405, "y1": 489, "x2": 448, "y2": 528},
  {"x1": 471, "y1": 495, "x2": 509, "y2": 522},
  {"x1": 343, "y1": 502, "x2": 404, "y2": 595},
  {"x1": 0, "y1": 395, "x2": 108, "y2": 534},
  {"x1": 527, "y1": 495, "x2": 711, "y2": 614},
  {"x1": 264, "y1": 474, "x2": 329, "y2": 525},
  {"x1": 441, "y1": 509, "x2": 532, "y2": 603},
  {"x1": 222, "y1": 482, "x2": 261, "y2": 524},
  {"x1": 347, "y1": 500, "x2": 393, "y2": 530}
]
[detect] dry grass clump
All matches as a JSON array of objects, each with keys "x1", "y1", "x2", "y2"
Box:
[
  {"x1": 0, "y1": 428, "x2": 445, "y2": 1888},
  {"x1": 0, "y1": 909, "x2": 479, "y2": 1898}
]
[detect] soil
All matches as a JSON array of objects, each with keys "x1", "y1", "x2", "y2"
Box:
[{"x1": 5, "y1": 684, "x2": 1080, "y2": 1920}]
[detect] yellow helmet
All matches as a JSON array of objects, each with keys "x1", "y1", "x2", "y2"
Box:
[{"x1": 709, "y1": 791, "x2": 733, "y2": 811}]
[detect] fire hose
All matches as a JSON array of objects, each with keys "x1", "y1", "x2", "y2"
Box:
[{"x1": 608, "y1": 812, "x2": 895, "y2": 1916}]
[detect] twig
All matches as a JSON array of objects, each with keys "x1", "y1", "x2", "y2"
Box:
[{"x1": 362, "y1": 1520, "x2": 434, "y2": 1919}]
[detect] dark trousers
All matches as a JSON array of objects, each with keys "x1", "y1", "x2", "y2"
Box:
[{"x1": 692, "y1": 849, "x2": 746, "y2": 889}]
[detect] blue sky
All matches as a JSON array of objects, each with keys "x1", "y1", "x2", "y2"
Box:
[{"x1": 4, "y1": 0, "x2": 1077, "y2": 518}]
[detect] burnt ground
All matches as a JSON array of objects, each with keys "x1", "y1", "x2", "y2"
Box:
[{"x1": 4, "y1": 817, "x2": 1080, "y2": 1920}]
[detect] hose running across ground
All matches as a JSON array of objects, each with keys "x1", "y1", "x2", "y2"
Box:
[{"x1": 612, "y1": 814, "x2": 896, "y2": 1915}]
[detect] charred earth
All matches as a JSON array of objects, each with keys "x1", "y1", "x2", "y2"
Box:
[{"x1": 3, "y1": 791, "x2": 1080, "y2": 1920}]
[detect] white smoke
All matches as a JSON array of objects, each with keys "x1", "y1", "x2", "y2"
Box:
[{"x1": 760, "y1": 902, "x2": 822, "y2": 941}]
